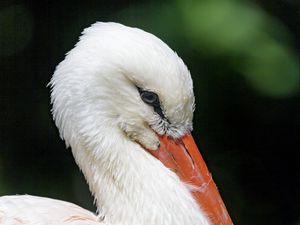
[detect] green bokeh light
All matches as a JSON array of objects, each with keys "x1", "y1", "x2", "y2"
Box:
[{"x1": 179, "y1": 0, "x2": 299, "y2": 97}]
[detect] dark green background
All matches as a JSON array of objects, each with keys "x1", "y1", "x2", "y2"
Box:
[{"x1": 0, "y1": 0, "x2": 299, "y2": 224}]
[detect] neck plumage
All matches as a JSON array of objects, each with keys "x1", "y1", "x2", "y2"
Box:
[{"x1": 71, "y1": 126, "x2": 211, "y2": 225}]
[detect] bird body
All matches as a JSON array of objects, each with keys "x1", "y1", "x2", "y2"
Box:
[
  {"x1": 0, "y1": 195, "x2": 101, "y2": 225},
  {"x1": 0, "y1": 22, "x2": 232, "y2": 225}
]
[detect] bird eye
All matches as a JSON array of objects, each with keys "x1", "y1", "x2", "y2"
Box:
[
  {"x1": 137, "y1": 87, "x2": 166, "y2": 119},
  {"x1": 140, "y1": 91, "x2": 159, "y2": 106}
]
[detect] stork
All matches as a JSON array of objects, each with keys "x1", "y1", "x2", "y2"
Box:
[{"x1": 0, "y1": 22, "x2": 233, "y2": 225}]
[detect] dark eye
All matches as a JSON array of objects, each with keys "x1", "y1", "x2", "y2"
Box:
[
  {"x1": 137, "y1": 87, "x2": 166, "y2": 119},
  {"x1": 140, "y1": 91, "x2": 159, "y2": 106}
]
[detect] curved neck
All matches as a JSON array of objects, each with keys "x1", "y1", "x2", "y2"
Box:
[{"x1": 71, "y1": 128, "x2": 210, "y2": 225}]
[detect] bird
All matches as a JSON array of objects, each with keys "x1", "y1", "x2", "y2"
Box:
[{"x1": 0, "y1": 22, "x2": 233, "y2": 225}]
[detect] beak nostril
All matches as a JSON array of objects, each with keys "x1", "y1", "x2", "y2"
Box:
[{"x1": 157, "y1": 142, "x2": 161, "y2": 149}]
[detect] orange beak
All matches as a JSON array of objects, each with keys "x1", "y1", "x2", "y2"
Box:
[{"x1": 147, "y1": 133, "x2": 233, "y2": 225}]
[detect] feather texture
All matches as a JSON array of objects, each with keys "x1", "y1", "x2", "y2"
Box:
[
  {"x1": 0, "y1": 195, "x2": 103, "y2": 225},
  {"x1": 0, "y1": 22, "x2": 211, "y2": 225}
]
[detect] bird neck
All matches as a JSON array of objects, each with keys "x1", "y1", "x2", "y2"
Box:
[{"x1": 72, "y1": 127, "x2": 210, "y2": 225}]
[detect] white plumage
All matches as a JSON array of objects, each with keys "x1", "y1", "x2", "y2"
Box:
[
  {"x1": 0, "y1": 195, "x2": 100, "y2": 225},
  {"x1": 0, "y1": 22, "x2": 212, "y2": 225}
]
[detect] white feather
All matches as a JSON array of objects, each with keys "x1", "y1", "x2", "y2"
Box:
[
  {"x1": 0, "y1": 195, "x2": 102, "y2": 225},
  {"x1": 0, "y1": 22, "x2": 210, "y2": 225}
]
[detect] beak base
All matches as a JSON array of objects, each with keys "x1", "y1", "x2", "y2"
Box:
[{"x1": 147, "y1": 134, "x2": 233, "y2": 225}]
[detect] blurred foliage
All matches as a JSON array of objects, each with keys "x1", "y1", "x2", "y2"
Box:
[
  {"x1": 0, "y1": 0, "x2": 299, "y2": 225},
  {"x1": 180, "y1": 0, "x2": 299, "y2": 97}
]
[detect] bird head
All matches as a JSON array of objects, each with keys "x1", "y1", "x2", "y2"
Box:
[
  {"x1": 50, "y1": 22, "x2": 232, "y2": 225},
  {"x1": 50, "y1": 22, "x2": 195, "y2": 150}
]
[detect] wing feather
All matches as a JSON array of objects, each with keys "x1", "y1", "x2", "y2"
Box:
[{"x1": 0, "y1": 195, "x2": 106, "y2": 225}]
